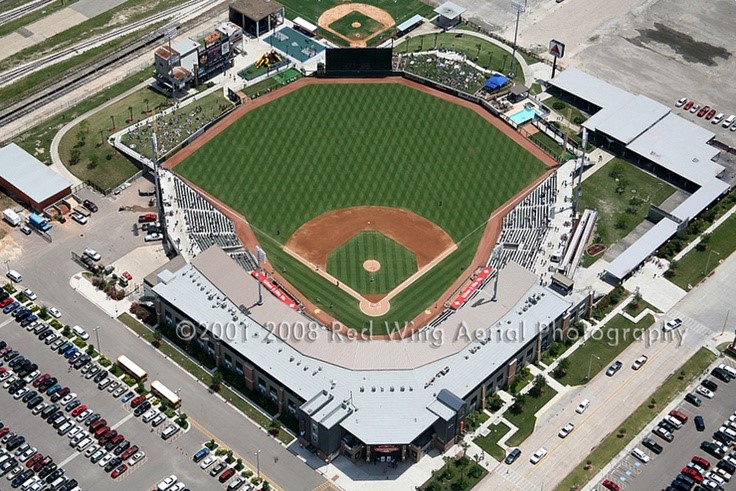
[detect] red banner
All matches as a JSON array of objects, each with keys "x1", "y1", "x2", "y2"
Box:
[
  {"x1": 251, "y1": 271, "x2": 299, "y2": 310},
  {"x1": 450, "y1": 267, "x2": 493, "y2": 310}
]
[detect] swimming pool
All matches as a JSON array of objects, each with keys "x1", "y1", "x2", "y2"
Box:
[{"x1": 509, "y1": 107, "x2": 537, "y2": 125}]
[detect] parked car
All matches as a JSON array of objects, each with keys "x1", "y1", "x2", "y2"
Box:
[
  {"x1": 83, "y1": 248, "x2": 101, "y2": 261},
  {"x1": 530, "y1": 447, "x2": 548, "y2": 464},
  {"x1": 697, "y1": 385, "x2": 715, "y2": 399},
  {"x1": 606, "y1": 360, "x2": 623, "y2": 376},
  {"x1": 558, "y1": 422, "x2": 575, "y2": 438},
  {"x1": 685, "y1": 393, "x2": 702, "y2": 406},
  {"x1": 675, "y1": 97, "x2": 687, "y2": 107},
  {"x1": 83, "y1": 200, "x2": 98, "y2": 213},
  {"x1": 698, "y1": 105, "x2": 710, "y2": 117},
  {"x1": 70, "y1": 212, "x2": 88, "y2": 225},
  {"x1": 632, "y1": 355, "x2": 648, "y2": 370},
  {"x1": 630, "y1": 447, "x2": 649, "y2": 463}
]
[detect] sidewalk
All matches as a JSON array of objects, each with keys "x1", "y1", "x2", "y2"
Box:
[
  {"x1": 672, "y1": 202, "x2": 736, "y2": 262},
  {"x1": 69, "y1": 272, "x2": 131, "y2": 318}
]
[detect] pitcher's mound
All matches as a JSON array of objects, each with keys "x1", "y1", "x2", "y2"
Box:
[
  {"x1": 363, "y1": 259, "x2": 381, "y2": 272},
  {"x1": 352, "y1": 22, "x2": 361, "y2": 28}
]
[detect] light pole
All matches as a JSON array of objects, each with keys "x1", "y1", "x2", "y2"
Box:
[
  {"x1": 703, "y1": 249, "x2": 720, "y2": 276},
  {"x1": 93, "y1": 326, "x2": 102, "y2": 355},
  {"x1": 255, "y1": 246, "x2": 267, "y2": 306},
  {"x1": 3, "y1": 259, "x2": 9, "y2": 273},
  {"x1": 587, "y1": 354, "x2": 600, "y2": 380},
  {"x1": 722, "y1": 309, "x2": 730, "y2": 336},
  {"x1": 509, "y1": 0, "x2": 527, "y2": 77},
  {"x1": 254, "y1": 449, "x2": 261, "y2": 478}
]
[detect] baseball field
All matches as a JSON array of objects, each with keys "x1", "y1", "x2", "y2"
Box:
[{"x1": 175, "y1": 81, "x2": 548, "y2": 334}]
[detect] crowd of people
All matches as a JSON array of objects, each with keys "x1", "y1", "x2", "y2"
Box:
[
  {"x1": 121, "y1": 101, "x2": 231, "y2": 157},
  {"x1": 395, "y1": 53, "x2": 488, "y2": 94}
]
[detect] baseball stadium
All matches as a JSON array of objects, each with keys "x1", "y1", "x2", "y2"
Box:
[{"x1": 139, "y1": 0, "x2": 593, "y2": 471}]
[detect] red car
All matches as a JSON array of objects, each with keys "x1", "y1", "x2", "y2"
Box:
[
  {"x1": 91, "y1": 419, "x2": 107, "y2": 431},
  {"x1": 110, "y1": 434, "x2": 124, "y2": 446},
  {"x1": 692, "y1": 456, "x2": 711, "y2": 470},
  {"x1": 122, "y1": 271, "x2": 133, "y2": 281},
  {"x1": 697, "y1": 105, "x2": 710, "y2": 117},
  {"x1": 682, "y1": 466, "x2": 703, "y2": 482},
  {"x1": 218, "y1": 467, "x2": 236, "y2": 483},
  {"x1": 120, "y1": 445, "x2": 139, "y2": 460},
  {"x1": 95, "y1": 426, "x2": 111, "y2": 439},
  {"x1": 669, "y1": 410, "x2": 688, "y2": 423},
  {"x1": 683, "y1": 100, "x2": 694, "y2": 110},
  {"x1": 71, "y1": 404, "x2": 88, "y2": 417},
  {"x1": 33, "y1": 373, "x2": 50, "y2": 388},
  {"x1": 0, "y1": 297, "x2": 13, "y2": 308},
  {"x1": 25, "y1": 453, "x2": 43, "y2": 468},
  {"x1": 602, "y1": 480, "x2": 620, "y2": 491},
  {"x1": 705, "y1": 109, "x2": 717, "y2": 120},
  {"x1": 33, "y1": 456, "x2": 52, "y2": 473},
  {"x1": 0, "y1": 427, "x2": 10, "y2": 438},
  {"x1": 111, "y1": 463, "x2": 127, "y2": 478},
  {"x1": 130, "y1": 395, "x2": 146, "y2": 408}
]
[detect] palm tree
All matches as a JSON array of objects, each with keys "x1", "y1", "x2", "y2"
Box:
[
  {"x1": 460, "y1": 441, "x2": 469, "y2": 457},
  {"x1": 144, "y1": 98, "x2": 150, "y2": 114},
  {"x1": 128, "y1": 106, "x2": 133, "y2": 122}
]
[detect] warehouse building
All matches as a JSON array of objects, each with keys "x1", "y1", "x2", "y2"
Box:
[{"x1": 0, "y1": 144, "x2": 72, "y2": 212}]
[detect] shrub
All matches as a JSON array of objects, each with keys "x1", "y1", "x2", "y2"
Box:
[
  {"x1": 242, "y1": 469, "x2": 253, "y2": 478},
  {"x1": 205, "y1": 439, "x2": 218, "y2": 450},
  {"x1": 573, "y1": 115, "x2": 585, "y2": 125},
  {"x1": 215, "y1": 448, "x2": 228, "y2": 456},
  {"x1": 122, "y1": 375, "x2": 136, "y2": 386},
  {"x1": 99, "y1": 356, "x2": 112, "y2": 367},
  {"x1": 486, "y1": 392, "x2": 503, "y2": 412},
  {"x1": 73, "y1": 338, "x2": 87, "y2": 348},
  {"x1": 552, "y1": 101, "x2": 566, "y2": 111}
]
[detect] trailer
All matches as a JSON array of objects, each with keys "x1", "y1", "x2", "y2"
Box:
[{"x1": 3, "y1": 209, "x2": 21, "y2": 227}]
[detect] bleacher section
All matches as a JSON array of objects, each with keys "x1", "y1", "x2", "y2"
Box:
[{"x1": 490, "y1": 173, "x2": 558, "y2": 271}]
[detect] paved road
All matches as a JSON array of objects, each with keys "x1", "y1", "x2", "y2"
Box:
[{"x1": 0, "y1": 182, "x2": 327, "y2": 491}]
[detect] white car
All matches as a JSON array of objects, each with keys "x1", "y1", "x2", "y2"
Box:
[
  {"x1": 3, "y1": 376, "x2": 17, "y2": 388},
  {"x1": 718, "y1": 364, "x2": 736, "y2": 379},
  {"x1": 67, "y1": 426, "x2": 82, "y2": 440},
  {"x1": 18, "y1": 447, "x2": 36, "y2": 463},
  {"x1": 169, "y1": 484, "x2": 186, "y2": 491},
  {"x1": 530, "y1": 447, "x2": 548, "y2": 464},
  {"x1": 199, "y1": 456, "x2": 216, "y2": 469},
  {"x1": 675, "y1": 97, "x2": 687, "y2": 107},
  {"x1": 84, "y1": 444, "x2": 99, "y2": 457},
  {"x1": 144, "y1": 232, "x2": 163, "y2": 242},
  {"x1": 558, "y1": 422, "x2": 575, "y2": 438},
  {"x1": 76, "y1": 437, "x2": 93, "y2": 451},
  {"x1": 697, "y1": 385, "x2": 715, "y2": 398},
  {"x1": 83, "y1": 248, "x2": 101, "y2": 261},
  {"x1": 60, "y1": 393, "x2": 76, "y2": 405},
  {"x1": 156, "y1": 475, "x2": 177, "y2": 491},
  {"x1": 90, "y1": 448, "x2": 106, "y2": 463},
  {"x1": 663, "y1": 318, "x2": 682, "y2": 332},
  {"x1": 13, "y1": 387, "x2": 28, "y2": 400},
  {"x1": 22, "y1": 289, "x2": 37, "y2": 301},
  {"x1": 127, "y1": 450, "x2": 145, "y2": 466},
  {"x1": 576, "y1": 399, "x2": 590, "y2": 414},
  {"x1": 56, "y1": 422, "x2": 73, "y2": 436},
  {"x1": 712, "y1": 113, "x2": 724, "y2": 125},
  {"x1": 142, "y1": 409, "x2": 158, "y2": 423},
  {"x1": 632, "y1": 355, "x2": 648, "y2": 370},
  {"x1": 98, "y1": 453, "x2": 114, "y2": 468},
  {"x1": 48, "y1": 307, "x2": 61, "y2": 318},
  {"x1": 631, "y1": 447, "x2": 650, "y2": 463},
  {"x1": 70, "y1": 212, "x2": 88, "y2": 225},
  {"x1": 151, "y1": 413, "x2": 166, "y2": 427},
  {"x1": 22, "y1": 371, "x2": 39, "y2": 384},
  {"x1": 31, "y1": 403, "x2": 46, "y2": 415},
  {"x1": 161, "y1": 423, "x2": 179, "y2": 439},
  {"x1": 0, "y1": 372, "x2": 11, "y2": 382},
  {"x1": 76, "y1": 409, "x2": 93, "y2": 422}
]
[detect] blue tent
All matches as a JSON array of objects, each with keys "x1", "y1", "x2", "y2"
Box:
[{"x1": 484, "y1": 74, "x2": 509, "y2": 90}]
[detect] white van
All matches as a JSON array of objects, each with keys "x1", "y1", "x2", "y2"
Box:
[
  {"x1": 722, "y1": 114, "x2": 735, "y2": 128},
  {"x1": 575, "y1": 399, "x2": 590, "y2": 414},
  {"x1": 6, "y1": 270, "x2": 22, "y2": 283},
  {"x1": 71, "y1": 325, "x2": 89, "y2": 340}
]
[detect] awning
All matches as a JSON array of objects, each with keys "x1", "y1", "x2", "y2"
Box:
[
  {"x1": 396, "y1": 14, "x2": 423, "y2": 32},
  {"x1": 293, "y1": 16, "x2": 317, "y2": 34},
  {"x1": 484, "y1": 74, "x2": 509, "y2": 90}
]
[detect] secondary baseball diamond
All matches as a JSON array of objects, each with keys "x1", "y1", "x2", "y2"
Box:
[{"x1": 175, "y1": 81, "x2": 547, "y2": 333}]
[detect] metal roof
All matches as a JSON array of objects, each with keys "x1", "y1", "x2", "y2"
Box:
[
  {"x1": 605, "y1": 219, "x2": 679, "y2": 281},
  {"x1": 230, "y1": 0, "x2": 284, "y2": 21},
  {"x1": 548, "y1": 67, "x2": 630, "y2": 110},
  {"x1": 153, "y1": 246, "x2": 572, "y2": 445},
  {"x1": 434, "y1": 1, "x2": 466, "y2": 19},
  {"x1": 396, "y1": 14, "x2": 424, "y2": 32},
  {"x1": 0, "y1": 144, "x2": 71, "y2": 204},
  {"x1": 583, "y1": 95, "x2": 669, "y2": 144}
]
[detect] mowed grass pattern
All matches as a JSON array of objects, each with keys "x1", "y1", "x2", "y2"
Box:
[
  {"x1": 327, "y1": 231, "x2": 417, "y2": 294},
  {"x1": 177, "y1": 84, "x2": 545, "y2": 331}
]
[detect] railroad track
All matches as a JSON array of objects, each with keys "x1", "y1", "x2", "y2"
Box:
[
  {"x1": 0, "y1": 0, "x2": 53, "y2": 27},
  {"x1": 0, "y1": 0, "x2": 224, "y2": 128}
]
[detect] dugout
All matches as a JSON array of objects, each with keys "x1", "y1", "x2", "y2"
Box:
[{"x1": 229, "y1": 0, "x2": 284, "y2": 38}]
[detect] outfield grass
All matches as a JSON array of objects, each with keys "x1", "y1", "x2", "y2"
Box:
[
  {"x1": 554, "y1": 347, "x2": 717, "y2": 491},
  {"x1": 177, "y1": 83, "x2": 544, "y2": 331},
  {"x1": 579, "y1": 159, "x2": 676, "y2": 263},
  {"x1": 326, "y1": 231, "x2": 417, "y2": 294},
  {"x1": 670, "y1": 214, "x2": 736, "y2": 289},
  {"x1": 556, "y1": 314, "x2": 654, "y2": 386},
  {"x1": 474, "y1": 421, "x2": 510, "y2": 461},
  {"x1": 278, "y1": 0, "x2": 434, "y2": 27},
  {"x1": 505, "y1": 383, "x2": 557, "y2": 446},
  {"x1": 328, "y1": 11, "x2": 384, "y2": 41},
  {"x1": 396, "y1": 32, "x2": 525, "y2": 82}
]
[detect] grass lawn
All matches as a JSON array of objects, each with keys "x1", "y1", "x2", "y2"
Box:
[
  {"x1": 474, "y1": 421, "x2": 510, "y2": 461},
  {"x1": 556, "y1": 314, "x2": 654, "y2": 386},
  {"x1": 624, "y1": 297, "x2": 660, "y2": 317},
  {"x1": 243, "y1": 68, "x2": 302, "y2": 97},
  {"x1": 505, "y1": 382, "x2": 557, "y2": 446},
  {"x1": 328, "y1": 11, "x2": 384, "y2": 41},
  {"x1": 420, "y1": 456, "x2": 488, "y2": 491},
  {"x1": 554, "y1": 347, "x2": 716, "y2": 491},
  {"x1": 117, "y1": 313, "x2": 294, "y2": 444},
  {"x1": 529, "y1": 131, "x2": 563, "y2": 158},
  {"x1": 177, "y1": 83, "x2": 545, "y2": 332},
  {"x1": 670, "y1": 214, "x2": 736, "y2": 289},
  {"x1": 543, "y1": 96, "x2": 587, "y2": 124},
  {"x1": 396, "y1": 32, "x2": 525, "y2": 83},
  {"x1": 279, "y1": 0, "x2": 434, "y2": 27},
  {"x1": 579, "y1": 158, "x2": 676, "y2": 263},
  {"x1": 326, "y1": 231, "x2": 417, "y2": 294}
]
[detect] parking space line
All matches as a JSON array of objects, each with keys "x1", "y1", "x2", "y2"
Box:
[{"x1": 0, "y1": 317, "x2": 17, "y2": 330}]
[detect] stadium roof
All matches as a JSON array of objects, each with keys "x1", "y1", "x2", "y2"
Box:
[
  {"x1": 434, "y1": 1, "x2": 466, "y2": 20},
  {"x1": 153, "y1": 246, "x2": 572, "y2": 444},
  {"x1": 230, "y1": 0, "x2": 284, "y2": 21},
  {"x1": 0, "y1": 144, "x2": 71, "y2": 205},
  {"x1": 582, "y1": 95, "x2": 670, "y2": 144},
  {"x1": 548, "y1": 67, "x2": 630, "y2": 110}
]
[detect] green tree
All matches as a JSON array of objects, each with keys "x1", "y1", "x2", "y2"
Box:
[
  {"x1": 210, "y1": 370, "x2": 223, "y2": 391},
  {"x1": 529, "y1": 374, "x2": 545, "y2": 398}
]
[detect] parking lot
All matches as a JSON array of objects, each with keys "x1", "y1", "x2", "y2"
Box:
[
  {"x1": 0, "y1": 314, "x2": 222, "y2": 490},
  {"x1": 595, "y1": 359, "x2": 736, "y2": 491}
]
